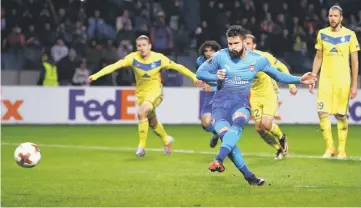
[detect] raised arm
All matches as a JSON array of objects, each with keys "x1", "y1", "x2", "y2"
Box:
[{"x1": 89, "y1": 54, "x2": 133, "y2": 81}]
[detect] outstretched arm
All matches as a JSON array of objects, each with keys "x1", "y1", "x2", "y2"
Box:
[
  {"x1": 89, "y1": 54, "x2": 133, "y2": 81},
  {"x1": 263, "y1": 65, "x2": 301, "y2": 84}
]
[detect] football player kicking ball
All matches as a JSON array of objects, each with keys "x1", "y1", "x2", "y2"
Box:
[
  {"x1": 245, "y1": 34, "x2": 297, "y2": 159},
  {"x1": 311, "y1": 5, "x2": 359, "y2": 159},
  {"x1": 197, "y1": 41, "x2": 222, "y2": 148},
  {"x1": 88, "y1": 35, "x2": 203, "y2": 157},
  {"x1": 196, "y1": 25, "x2": 316, "y2": 185}
]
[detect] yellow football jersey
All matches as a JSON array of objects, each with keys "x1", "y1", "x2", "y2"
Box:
[
  {"x1": 92, "y1": 51, "x2": 197, "y2": 97},
  {"x1": 251, "y1": 50, "x2": 294, "y2": 97},
  {"x1": 315, "y1": 26, "x2": 360, "y2": 82}
]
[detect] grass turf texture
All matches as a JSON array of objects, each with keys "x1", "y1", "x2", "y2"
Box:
[{"x1": 1, "y1": 125, "x2": 361, "y2": 207}]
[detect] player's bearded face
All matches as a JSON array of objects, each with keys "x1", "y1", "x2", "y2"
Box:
[
  {"x1": 328, "y1": 9, "x2": 342, "y2": 28},
  {"x1": 227, "y1": 36, "x2": 245, "y2": 58}
]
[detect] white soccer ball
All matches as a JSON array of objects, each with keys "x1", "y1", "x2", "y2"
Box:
[{"x1": 14, "y1": 142, "x2": 41, "y2": 168}]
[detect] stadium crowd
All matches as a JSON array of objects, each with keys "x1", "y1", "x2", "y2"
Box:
[{"x1": 1, "y1": 0, "x2": 361, "y2": 86}]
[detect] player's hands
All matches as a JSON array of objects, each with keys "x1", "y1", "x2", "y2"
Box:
[
  {"x1": 289, "y1": 87, "x2": 298, "y2": 96},
  {"x1": 195, "y1": 80, "x2": 205, "y2": 88},
  {"x1": 217, "y1": 69, "x2": 226, "y2": 80},
  {"x1": 88, "y1": 75, "x2": 96, "y2": 83},
  {"x1": 300, "y1": 72, "x2": 317, "y2": 85},
  {"x1": 203, "y1": 84, "x2": 213, "y2": 92},
  {"x1": 350, "y1": 86, "x2": 357, "y2": 99}
]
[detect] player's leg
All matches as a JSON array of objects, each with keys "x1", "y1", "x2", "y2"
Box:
[
  {"x1": 261, "y1": 98, "x2": 287, "y2": 159},
  {"x1": 136, "y1": 99, "x2": 152, "y2": 157},
  {"x1": 334, "y1": 87, "x2": 350, "y2": 159},
  {"x1": 208, "y1": 104, "x2": 230, "y2": 172},
  {"x1": 317, "y1": 80, "x2": 336, "y2": 158},
  {"x1": 227, "y1": 145, "x2": 265, "y2": 186},
  {"x1": 148, "y1": 112, "x2": 174, "y2": 155},
  {"x1": 201, "y1": 112, "x2": 219, "y2": 148},
  {"x1": 201, "y1": 93, "x2": 219, "y2": 148},
  {"x1": 214, "y1": 107, "x2": 250, "y2": 165},
  {"x1": 251, "y1": 100, "x2": 282, "y2": 154}
]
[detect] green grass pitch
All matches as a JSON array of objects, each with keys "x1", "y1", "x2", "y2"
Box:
[{"x1": 1, "y1": 124, "x2": 361, "y2": 207}]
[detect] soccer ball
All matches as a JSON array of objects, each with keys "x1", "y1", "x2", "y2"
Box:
[{"x1": 14, "y1": 142, "x2": 41, "y2": 168}]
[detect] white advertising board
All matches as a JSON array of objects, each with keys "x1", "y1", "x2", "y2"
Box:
[{"x1": 2, "y1": 87, "x2": 361, "y2": 125}]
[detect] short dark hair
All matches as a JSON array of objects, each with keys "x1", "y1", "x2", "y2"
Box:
[
  {"x1": 198, "y1": 40, "x2": 222, "y2": 56},
  {"x1": 226, "y1": 25, "x2": 248, "y2": 39},
  {"x1": 246, "y1": 34, "x2": 256, "y2": 44},
  {"x1": 330, "y1": 5, "x2": 343, "y2": 16}
]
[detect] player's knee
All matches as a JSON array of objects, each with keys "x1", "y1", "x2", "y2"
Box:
[
  {"x1": 201, "y1": 114, "x2": 212, "y2": 128},
  {"x1": 233, "y1": 112, "x2": 249, "y2": 128},
  {"x1": 217, "y1": 127, "x2": 229, "y2": 139},
  {"x1": 335, "y1": 114, "x2": 347, "y2": 121},
  {"x1": 261, "y1": 121, "x2": 272, "y2": 131},
  {"x1": 318, "y1": 112, "x2": 328, "y2": 118},
  {"x1": 137, "y1": 106, "x2": 150, "y2": 120},
  {"x1": 255, "y1": 123, "x2": 266, "y2": 133}
]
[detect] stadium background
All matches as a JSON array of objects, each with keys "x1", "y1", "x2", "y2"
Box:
[{"x1": 1, "y1": 0, "x2": 361, "y2": 207}]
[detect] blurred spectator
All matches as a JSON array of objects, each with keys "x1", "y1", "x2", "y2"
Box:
[
  {"x1": 57, "y1": 48, "x2": 77, "y2": 85},
  {"x1": 72, "y1": 59, "x2": 90, "y2": 86},
  {"x1": 51, "y1": 38, "x2": 69, "y2": 63},
  {"x1": 116, "y1": 10, "x2": 132, "y2": 32},
  {"x1": 39, "y1": 23, "x2": 56, "y2": 49},
  {"x1": 150, "y1": 11, "x2": 173, "y2": 55}
]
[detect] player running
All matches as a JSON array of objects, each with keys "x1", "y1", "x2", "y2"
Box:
[
  {"x1": 245, "y1": 34, "x2": 297, "y2": 159},
  {"x1": 88, "y1": 35, "x2": 202, "y2": 157},
  {"x1": 311, "y1": 5, "x2": 359, "y2": 159},
  {"x1": 197, "y1": 41, "x2": 222, "y2": 148},
  {"x1": 196, "y1": 25, "x2": 316, "y2": 185}
]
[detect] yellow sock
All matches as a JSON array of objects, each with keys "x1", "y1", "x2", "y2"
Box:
[
  {"x1": 337, "y1": 115, "x2": 348, "y2": 151},
  {"x1": 270, "y1": 123, "x2": 283, "y2": 140},
  {"x1": 138, "y1": 119, "x2": 149, "y2": 148},
  {"x1": 259, "y1": 131, "x2": 281, "y2": 150},
  {"x1": 319, "y1": 115, "x2": 333, "y2": 150},
  {"x1": 153, "y1": 122, "x2": 169, "y2": 145}
]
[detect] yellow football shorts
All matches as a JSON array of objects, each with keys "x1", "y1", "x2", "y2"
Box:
[
  {"x1": 250, "y1": 93, "x2": 278, "y2": 121},
  {"x1": 317, "y1": 77, "x2": 350, "y2": 115},
  {"x1": 137, "y1": 87, "x2": 164, "y2": 117}
]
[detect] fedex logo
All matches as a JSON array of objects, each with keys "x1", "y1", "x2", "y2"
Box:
[
  {"x1": 68, "y1": 89, "x2": 136, "y2": 121},
  {"x1": 1, "y1": 99, "x2": 23, "y2": 121}
]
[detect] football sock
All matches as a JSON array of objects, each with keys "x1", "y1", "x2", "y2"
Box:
[
  {"x1": 138, "y1": 118, "x2": 149, "y2": 148},
  {"x1": 216, "y1": 125, "x2": 243, "y2": 162},
  {"x1": 337, "y1": 115, "x2": 348, "y2": 151},
  {"x1": 270, "y1": 123, "x2": 283, "y2": 140},
  {"x1": 319, "y1": 115, "x2": 333, "y2": 150},
  {"x1": 228, "y1": 145, "x2": 253, "y2": 178},
  {"x1": 153, "y1": 122, "x2": 169, "y2": 145},
  {"x1": 259, "y1": 130, "x2": 281, "y2": 150}
]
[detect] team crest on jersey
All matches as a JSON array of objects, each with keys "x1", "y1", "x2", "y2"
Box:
[
  {"x1": 151, "y1": 63, "x2": 156, "y2": 68},
  {"x1": 249, "y1": 64, "x2": 255, "y2": 71},
  {"x1": 340, "y1": 36, "x2": 345, "y2": 42}
]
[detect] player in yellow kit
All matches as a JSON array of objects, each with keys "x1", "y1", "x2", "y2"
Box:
[
  {"x1": 311, "y1": 5, "x2": 359, "y2": 159},
  {"x1": 245, "y1": 34, "x2": 298, "y2": 159},
  {"x1": 88, "y1": 35, "x2": 202, "y2": 157}
]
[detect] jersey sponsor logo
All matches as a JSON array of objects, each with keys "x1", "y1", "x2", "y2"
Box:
[
  {"x1": 225, "y1": 77, "x2": 250, "y2": 85},
  {"x1": 2, "y1": 99, "x2": 24, "y2": 121},
  {"x1": 68, "y1": 89, "x2": 136, "y2": 121}
]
